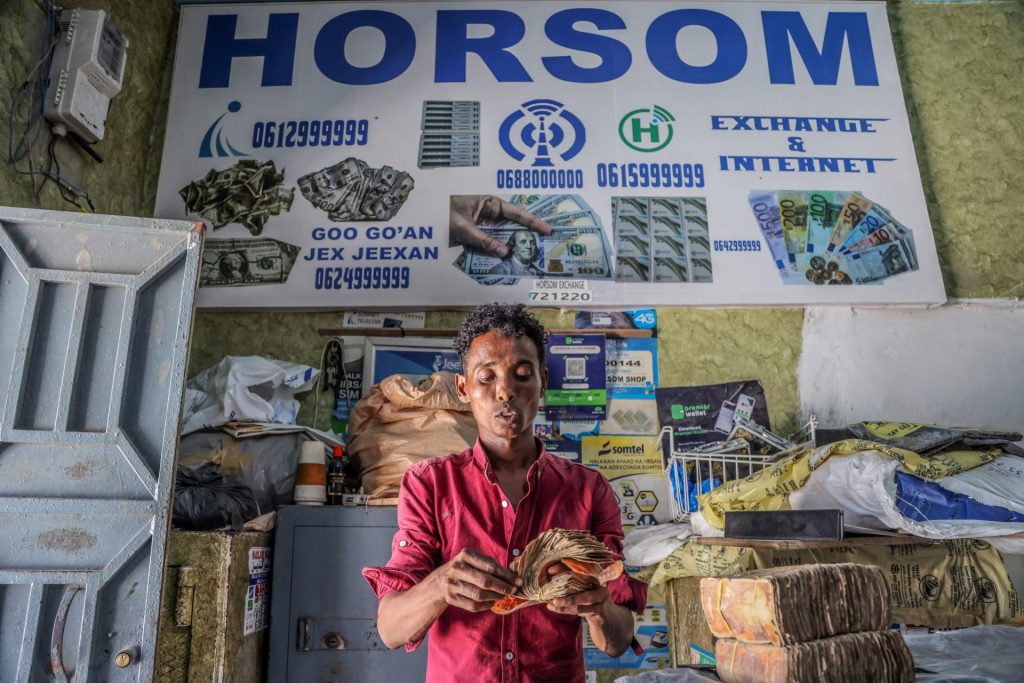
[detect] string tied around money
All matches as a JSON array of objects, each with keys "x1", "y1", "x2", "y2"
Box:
[{"x1": 490, "y1": 528, "x2": 624, "y2": 615}]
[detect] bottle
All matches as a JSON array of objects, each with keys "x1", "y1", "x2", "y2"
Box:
[
  {"x1": 294, "y1": 441, "x2": 327, "y2": 506},
  {"x1": 326, "y1": 444, "x2": 346, "y2": 505}
]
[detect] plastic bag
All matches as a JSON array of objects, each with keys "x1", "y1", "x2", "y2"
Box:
[
  {"x1": 181, "y1": 356, "x2": 319, "y2": 435},
  {"x1": 172, "y1": 464, "x2": 260, "y2": 530},
  {"x1": 177, "y1": 430, "x2": 304, "y2": 513},
  {"x1": 623, "y1": 522, "x2": 695, "y2": 567},
  {"x1": 906, "y1": 625, "x2": 1024, "y2": 682},
  {"x1": 347, "y1": 372, "x2": 477, "y2": 499}
]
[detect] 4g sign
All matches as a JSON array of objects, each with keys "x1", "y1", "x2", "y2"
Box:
[{"x1": 198, "y1": 7, "x2": 881, "y2": 89}]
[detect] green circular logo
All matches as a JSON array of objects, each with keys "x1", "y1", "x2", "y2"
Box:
[{"x1": 618, "y1": 105, "x2": 675, "y2": 152}]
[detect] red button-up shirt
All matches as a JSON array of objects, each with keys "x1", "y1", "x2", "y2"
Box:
[{"x1": 362, "y1": 440, "x2": 647, "y2": 683}]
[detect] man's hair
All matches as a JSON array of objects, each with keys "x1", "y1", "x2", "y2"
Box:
[{"x1": 454, "y1": 302, "x2": 546, "y2": 369}]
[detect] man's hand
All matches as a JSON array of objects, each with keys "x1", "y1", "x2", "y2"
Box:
[
  {"x1": 434, "y1": 548, "x2": 522, "y2": 612},
  {"x1": 543, "y1": 562, "x2": 635, "y2": 657},
  {"x1": 449, "y1": 195, "x2": 552, "y2": 258},
  {"x1": 546, "y1": 585, "x2": 610, "y2": 618}
]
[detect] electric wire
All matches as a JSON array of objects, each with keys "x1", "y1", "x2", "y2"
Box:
[{"x1": 7, "y1": 0, "x2": 96, "y2": 212}]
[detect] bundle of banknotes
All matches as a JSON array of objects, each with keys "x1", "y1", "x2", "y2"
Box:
[
  {"x1": 200, "y1": 237, "x2": 300, "y2": 287},
  {"x1": 490, "y1": 528, "x2": 623, "y2": 614},
  {"x1": 458, "y1": 194, "x2": 614, "y2": 285},
  {"x1": 179, "y1": 159, "x2": 294, "y2": 236},
  {"x1": 613, "y1": 196, "x2": 712, "y2": 283},
  {"x1": 298, "y1": 157, "x2": 414, "y2": 221},
  {"x1": 748, "y1": 191, "x2": 919, "y2": 285}
]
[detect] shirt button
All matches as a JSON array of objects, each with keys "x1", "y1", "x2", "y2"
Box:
[
  {"x1": 512, "y1": 548, "x2": 521, "y2": 556},
  {"x1": 505, "y1": 652, "x2": 514, "y2": 661},
  {"x1": 398, "y1": 540, "x2": 407, "y2": 547},
  {"x1": 501, "y1": 500, "x2": 509, "y2": 508}
]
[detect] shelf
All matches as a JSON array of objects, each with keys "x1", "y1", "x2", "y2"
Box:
[{"x1": 318, "y1": 327, "x2": 654, "y2": 339}]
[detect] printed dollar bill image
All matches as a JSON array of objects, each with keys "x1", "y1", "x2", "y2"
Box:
[
  {"x1": 179, "y1": 159, "x2": 294, "y2": 236},
  {"x1": 612, "y1": 197, "x2": 712, "y2": 284},
  {"x1": 748, "y1": 191, "x2": 920, "y2": 285},
  {"x1": 200, "y1": 237, "x2": 300, "y2": 287},
  {"x1": 298, "y1": 157, "x2": 414, "y2": 221},
  {"x1": 454, "y1": 194, "x2": 614, "y2": 286}
]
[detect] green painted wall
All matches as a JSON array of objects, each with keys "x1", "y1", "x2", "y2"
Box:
[{"x1": 3, "y1": 1, "x2": 1023, "y2": 438}]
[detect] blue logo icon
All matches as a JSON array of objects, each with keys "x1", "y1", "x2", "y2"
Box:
[
  {"x1": 199, "y1": 101, "x2": 248, "y2": 158},
  {"x1": 498, "y1": 99, "x2": 586, "y2": 167}
]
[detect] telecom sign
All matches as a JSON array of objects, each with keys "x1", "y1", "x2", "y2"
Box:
[
  {"x1": 619, "y1": 106, "x2": 676, "y2": 152},
  {"x1": 154, "y1": 1, "x2": 944, "y2": 309}
]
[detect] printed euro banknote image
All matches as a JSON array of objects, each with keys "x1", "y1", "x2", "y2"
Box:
[
  {"x1": 748, "y1": 191, "x2": 920, "y2": 285},
  {"x1": 612, "y1": 196, "x2": 712, "y2": 284},
  {"x1": 452, "y1": 194, "x2": 614, "y2": 286}
]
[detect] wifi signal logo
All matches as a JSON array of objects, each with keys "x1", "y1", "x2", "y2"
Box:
[
  {"x1": 199, "y1": 101, "x2": 248, "y2": 158},
  {"x1": 498, "y1": 99, "x2": 586, "y2": 167},
  {"x1": 619, "y1": 105, "x2": 675, "y2": 153}
]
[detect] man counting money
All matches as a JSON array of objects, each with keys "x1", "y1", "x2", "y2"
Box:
[{"x1": 363, "y1": 303, "x2": 646, "y2": 682}]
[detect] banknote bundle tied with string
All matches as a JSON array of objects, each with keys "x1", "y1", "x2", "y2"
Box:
[
  {"x1": 748, "y1": 191, "x2": 920, "y2": 286},
  {"x1": 460, "y1": 194, "x2": 613, "y2": 285},
  {"x1": 701, "y1": 564, "x2": 913, "y2": 683},
  {"x1": 490, "y1": 528, "x2": 623, "y2": 614},
  {"x1": 298, "y1": 157, "x2": 414, "y2": 221}
]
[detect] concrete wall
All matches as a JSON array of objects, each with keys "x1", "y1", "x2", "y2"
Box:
[{"x1": 2, "y1": 1, "x2": 1022, "y2": 435}]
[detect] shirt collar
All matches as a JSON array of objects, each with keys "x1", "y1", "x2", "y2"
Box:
[{"x1": 472, "y1": 438, "x2": 550, "y2": 483}]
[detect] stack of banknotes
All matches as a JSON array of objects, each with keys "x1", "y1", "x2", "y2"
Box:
[
  {"x1": 299, "y1": 157, "x2": 414, "y2": 221},
  {"x1": 179, "y1": 159, "x2": 294, "y2": 236},
  {"x1": 459, "y1": 194, "x2": 614, "y2": 285},
  {"x1": 748, "y1": 191, "x2": 919, "y2": 285}
]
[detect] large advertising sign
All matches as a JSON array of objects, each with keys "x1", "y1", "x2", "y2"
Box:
[{"x1": 155, "y1": 1, "x2": 946, "y2": 308}]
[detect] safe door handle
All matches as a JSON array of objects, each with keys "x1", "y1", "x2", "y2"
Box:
[{"x1": 296, "y1": 618, "x2": 312, "y2": 651}]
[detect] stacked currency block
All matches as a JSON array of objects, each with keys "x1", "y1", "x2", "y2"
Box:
[
  {"x1": 701, "y1": 564, "x2": 913, "y2": 683},
  {"x1": 418, "y1": 101, "x2": 480, "y2": 168},
  {"x1": 612, "y1": 196, "x2": 712, "y2": 283}
]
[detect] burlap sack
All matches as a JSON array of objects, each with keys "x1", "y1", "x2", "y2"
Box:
[{"x1": 347, "y1": 372, "x2": 477, "y2": 500}]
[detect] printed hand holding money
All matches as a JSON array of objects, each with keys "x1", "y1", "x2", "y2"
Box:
[
  {"x1": 449, "y1": 195, "x2": 552, "y2": 258},
  {"x1": 433, "y1": 548, "x2": 522, "y2": 612}
]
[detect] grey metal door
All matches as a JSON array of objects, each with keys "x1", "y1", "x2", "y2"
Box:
[{"x1": 0, "y1": 208, "x2": 202, "y2": 682}]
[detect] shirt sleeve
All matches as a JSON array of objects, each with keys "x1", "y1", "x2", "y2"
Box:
[
  {"x1": 361, "y1": 466, "x2": 442, "y2": 651},
  {"x1": 590, "y1": 475, "x2": 648, "y2": 614}
]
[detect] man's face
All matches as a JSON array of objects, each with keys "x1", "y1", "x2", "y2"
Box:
[
  {"x1": 511, "y1": 231, "x2": 538, "y2": 263},
  {"x1": 456, "y1": 330, "x2": 546, "y2": 444}
]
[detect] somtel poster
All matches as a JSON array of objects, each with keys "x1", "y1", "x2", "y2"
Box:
[
  {"x1": 582, "y1": 435, "x2": 669, "y2": 531},
  {"x1": 156, "y1": 1, "x2": 944, "y2": 308}
]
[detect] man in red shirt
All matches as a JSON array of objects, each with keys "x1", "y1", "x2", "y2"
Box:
[{"x1": 363, "y1": 303, "x2": 647, "y2": 682}]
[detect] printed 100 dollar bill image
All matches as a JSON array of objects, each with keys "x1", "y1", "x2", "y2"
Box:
[
  {"x1": 748, "y1": 191, "x2": 920, "y2": 285},
  {"x1": 456, "y1": 194, "x2": 615, "y2": 286}
]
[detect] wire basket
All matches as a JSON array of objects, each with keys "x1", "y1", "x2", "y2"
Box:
[{"x1": 662, "y1": 417, "x2": 817, "y2": 522}]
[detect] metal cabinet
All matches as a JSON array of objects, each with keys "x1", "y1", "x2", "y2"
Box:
[
  {"x1": 156, "y1": 531, "x2": 273, "y2": 683},
  {"x1": 268, "y1": 506, "x2": 427, "y2": 682}
]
